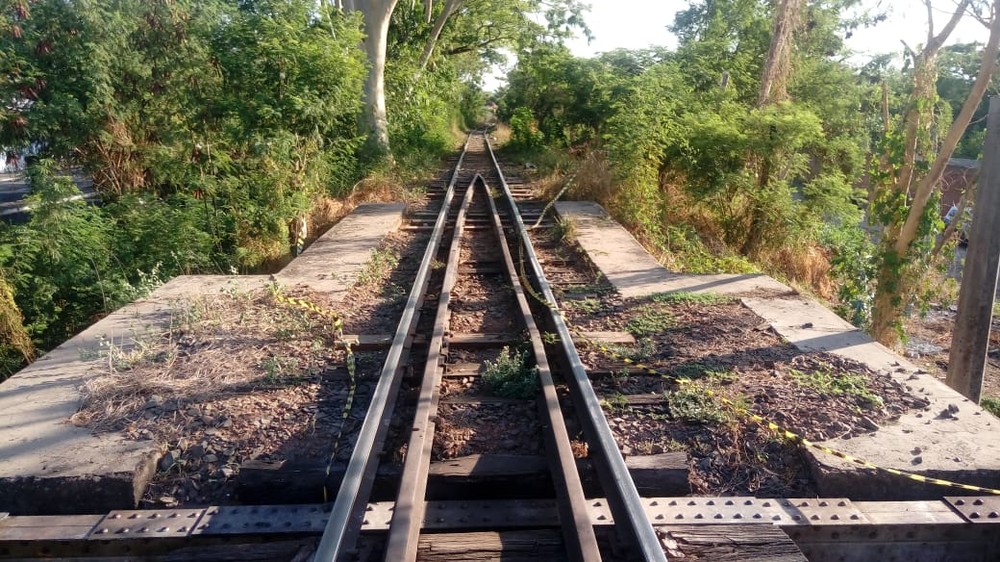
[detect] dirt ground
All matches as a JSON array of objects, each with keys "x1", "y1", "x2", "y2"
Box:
[{"x1": 904, "y1": 305, "x2": 1000, "y2": 399}]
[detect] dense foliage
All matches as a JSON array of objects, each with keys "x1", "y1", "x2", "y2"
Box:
[
  {"x1": 0, "y1": 0, "x2": 496, "y2": 378},
  {"x1": 498, "y1": 0, "x2": 997, "y2": 344}
]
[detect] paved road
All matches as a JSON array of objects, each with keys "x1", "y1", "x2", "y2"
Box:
[{"x1": 0, "y1": 171, "x2": 98, "y2": 222}]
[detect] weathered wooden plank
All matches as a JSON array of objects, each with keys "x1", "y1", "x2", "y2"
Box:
[
  {"x1": 417, "y1": 529, "x2": 566, "y2": 561},
  {"x1": 853, "y1": 500, "x2": 966, "y2": 524},
  {"x1": 626, "y1": 453, "x2": 691, "y2": 496},
  {"x1": 659, "y1": 524, "x2": 806, "y2": 561},
  {"x1": 448, "y1": 333, "x2": 520, "y2": 348},
  {"x1": 0, "y1": 515, "x2": 101, "y2": 540}
]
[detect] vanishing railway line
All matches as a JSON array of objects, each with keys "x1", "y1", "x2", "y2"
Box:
[
  {"x1": 315, "y1": 132, "x2": 664, "y2": 560},
  {"x1": 3, "y1": 132, "x2": 1000, "y2": 561}
]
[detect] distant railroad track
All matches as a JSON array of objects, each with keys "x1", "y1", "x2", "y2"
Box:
[{"x1": 313, "y1": 131, "x2": 665, "y2": 561}]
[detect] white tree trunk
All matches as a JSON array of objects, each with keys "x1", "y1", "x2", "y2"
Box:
[
  {"x1": 418, "y1": 0, "x2": 464, "y2": 71},
  {"x1": 346, "y1": 0, "x2": 399, "y2": 156}
]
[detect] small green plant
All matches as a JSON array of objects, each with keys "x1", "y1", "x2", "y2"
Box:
[
  {"x1": 541, "y1": 332, "x2": 560, "y2": 344},
  {"x1": 666, "y1": 387, "x2": 730, "y2": 424},
  {"x1": 605, "y1": 338, "x2": 657, "y2": 362},
  {"x1": 482, "y1": 346, "x2": 538, "y2": 399},
  {"x1": 602, "y1": 392, "x2": 631, "y2": 412},
  {"x1": 625, "y1": 306, "x2": 674, "y2": 338},
  {"x1": 981, "y1": 396, "x2": 1000, "y2": 418},
  {"x1": 552, "y1": 217, "x2": 577, "y2": 242},
  {"x1": 357, "y1": 247, "x2": 399, "y2": 285},
  {"x1": 788, "y1": 368, "x2": 883, "y2": 407},
  {"x1": 650, "y1": 291, "x2": 734, "y2": 305},
  {"x1": 566, "y1": 297, "x2": 603, "y2": 314},
  {"x1": 611, "y1": 367, "x2": 630, "y2": 390}
]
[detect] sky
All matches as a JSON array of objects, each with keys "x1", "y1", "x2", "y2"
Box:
[{"x1": 484, "y1": 0, "x2": 992, "y2": 90}]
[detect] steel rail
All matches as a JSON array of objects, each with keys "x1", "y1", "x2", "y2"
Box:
[
  {"x1": 383, "y1": 175, "x2": 477, "y2": 561},
  {"x1": 313, "y1": 134, "x2": 473, "y2": 562},
  {"x1": 482, "y1": 136, "x2": 669, "y2": 562},
  {"x1": 481, "y1": 174, "x2": 602, "y2": 561}
]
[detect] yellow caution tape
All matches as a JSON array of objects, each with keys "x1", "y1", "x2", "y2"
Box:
[
  {"x1": 509, "y1": 233, "x2": 1000, "y2": 496},
  {"x1": 270, "y1": 290, "x2": 355, "y2": 501}
]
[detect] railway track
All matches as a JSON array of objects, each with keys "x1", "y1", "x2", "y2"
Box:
[
  {"x1": 3, "y1": 132, "x2": 1000, "y2": 561},
  {"x1": 314, "y1": 132, "x2": 664, "y2": 560}
]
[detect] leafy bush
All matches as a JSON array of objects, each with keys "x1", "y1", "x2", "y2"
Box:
[
  {"x1": 508, "y1": 107, "x2": 546, "y2": 153},
  {"x1": 482, "y1": 347, "x2": 538, "y2": 399}
]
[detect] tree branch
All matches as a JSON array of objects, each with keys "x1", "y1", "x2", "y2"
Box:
[
  {"x1": 417, "y1": 0, "x2": 465, "y2": 71},
  {"x1": 896, "y1": 0, "x2": 1000, "y2": 256}
]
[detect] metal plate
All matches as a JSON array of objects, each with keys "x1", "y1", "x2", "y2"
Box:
[
  {"x1": 944, "y1": 496, "x2": 1000, "y2": 523},
  {"x1": 773, "y1": 498, "x2": 869, "y2": 525},
  {"x1": 589, "y1": 497, "x2": 869, "y2": 526},
  {"x1": 422, "y1": 500, "x2": 559, "y2": 529},
  {"x1": 192, "y1": 504, "x2": 330, "y2": 535},
  {"x1": 87, "y1": 509, "x2": 204, "y2": 539}
]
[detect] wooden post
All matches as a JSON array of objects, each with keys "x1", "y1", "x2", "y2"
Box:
[{"x1": 947, "y1": 96, "x2": 1000, "y2": 402}]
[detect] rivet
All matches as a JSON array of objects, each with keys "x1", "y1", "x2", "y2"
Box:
[
  {"x1": 650, "y1": 500, "x2": 659, "y2": 507},
  {"x1": 111, "y1": 514, "x2": 122, "y2": 520},
  {"x1": 597, "y1": 515, "x2": 607, "y2": 521},
  {"x1": 734, "y1": 513, "x2": 743, "y2": 519},
  {"x1": 793, "y1": 515, "x2": 802, "y2": 521},
  {"x1": 753, "y1": 514, "x2": 762, "y2": 519},
  {"x1": 838, "y1": 501, "x2": 847, "y2": 507},
  {"x1": 989, "y1": 512, "x2": 999, "y2": 519},
  {"x1": 140, "y1": 527, "x2": 149, "y2": 533},
  {"x1": 676, "y1": 514, "x2": 684, "y2": 519},
  {"x1": 725, "y1": 500, "x2": 734, "y2": 506},
  {"x1": 971, "y1": 512, "x2": 981, "y2": 519},
  {"x1": 150, "y1": 514, "x2": 160, "y2": 519},
  {"x1": 669, "y1": 500, "x2": 678, "y2": 506},
  {"x1": 762, "y1": 501, "x2": 772, "y2": 507},
  {"x1": 956, "y1": 499, "x2": 966, "y2": 506},
  {"x1": 178, "y1": 526, "x2": 188, "y2": 532},
  {"x1": 772, "y1": 515, "x2": 782, "y2": 521},
  {"x1": 688, "y1": 501, "x2": 697, "y2": 506},
  {"x1": 706, "y1": 500, "x2": 716, "y2": 506},
  {"x1": 97, "y1": 528, "x2": 109, "y2": 535},
  {"x1": 744, "y1": 500, "x2": 753, "y2": 506},
  {"x1": 656, "y1": 514, "x2": 664, "y2": 520},
  {"x1": 159, "y1": 527, "x2": 169, "y2": 532},
  {"x1": 974, "y1": 499, "x2": 985, "y2": 506},
  {"x1": 819, "y1": 501, "x2": 829, "y2": 507},
  {"x1": 850, "y1": 515, "x2": 860, "y2": 520},
  {"x1": 714, "y1": 514, "x2": 723, "y2": 519},
  {"x1": 366, "y1": 505, "x2": 374, "y2": 511},
  {"x1": 695, "y1": 514, "x2": 704, "y2": 519},
  {"x1": 831, "y1": 514, "x2": 841, "y2": 520},
  {"x1": 810, "y1": 515, "x2": 820, "y2": 521}
]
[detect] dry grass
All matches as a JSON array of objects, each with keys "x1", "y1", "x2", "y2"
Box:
[
  {"x1": 71, "y1": 287, "x2": 340, "y2": 432},
  {"x1": 568, "y1": 150, "x2": 614, "y2": 205},
  {"x1": 491, "y1": 123, "x2": 512, "y2": 147},
  {"x1": 762, "y1": 243, "x2": 834, "y2": 299}
]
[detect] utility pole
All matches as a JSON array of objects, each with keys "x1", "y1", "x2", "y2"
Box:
[{"x1": 947, "y1": 96, "x2": 1000, "y2": 402}]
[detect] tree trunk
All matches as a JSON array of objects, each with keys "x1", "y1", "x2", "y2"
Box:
[
  {"x1": 418, "y1": 0, "x2": 464, "y2": 71},
  {"x1": 868, "y1": 0, "x2": 997, "y2": 346},
  {"x1": 758, "y1": 0, "x2": 801, "y2": 106},
  {"x1": 347, "y1": 0, "x2": 399, "y2": 158}
]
